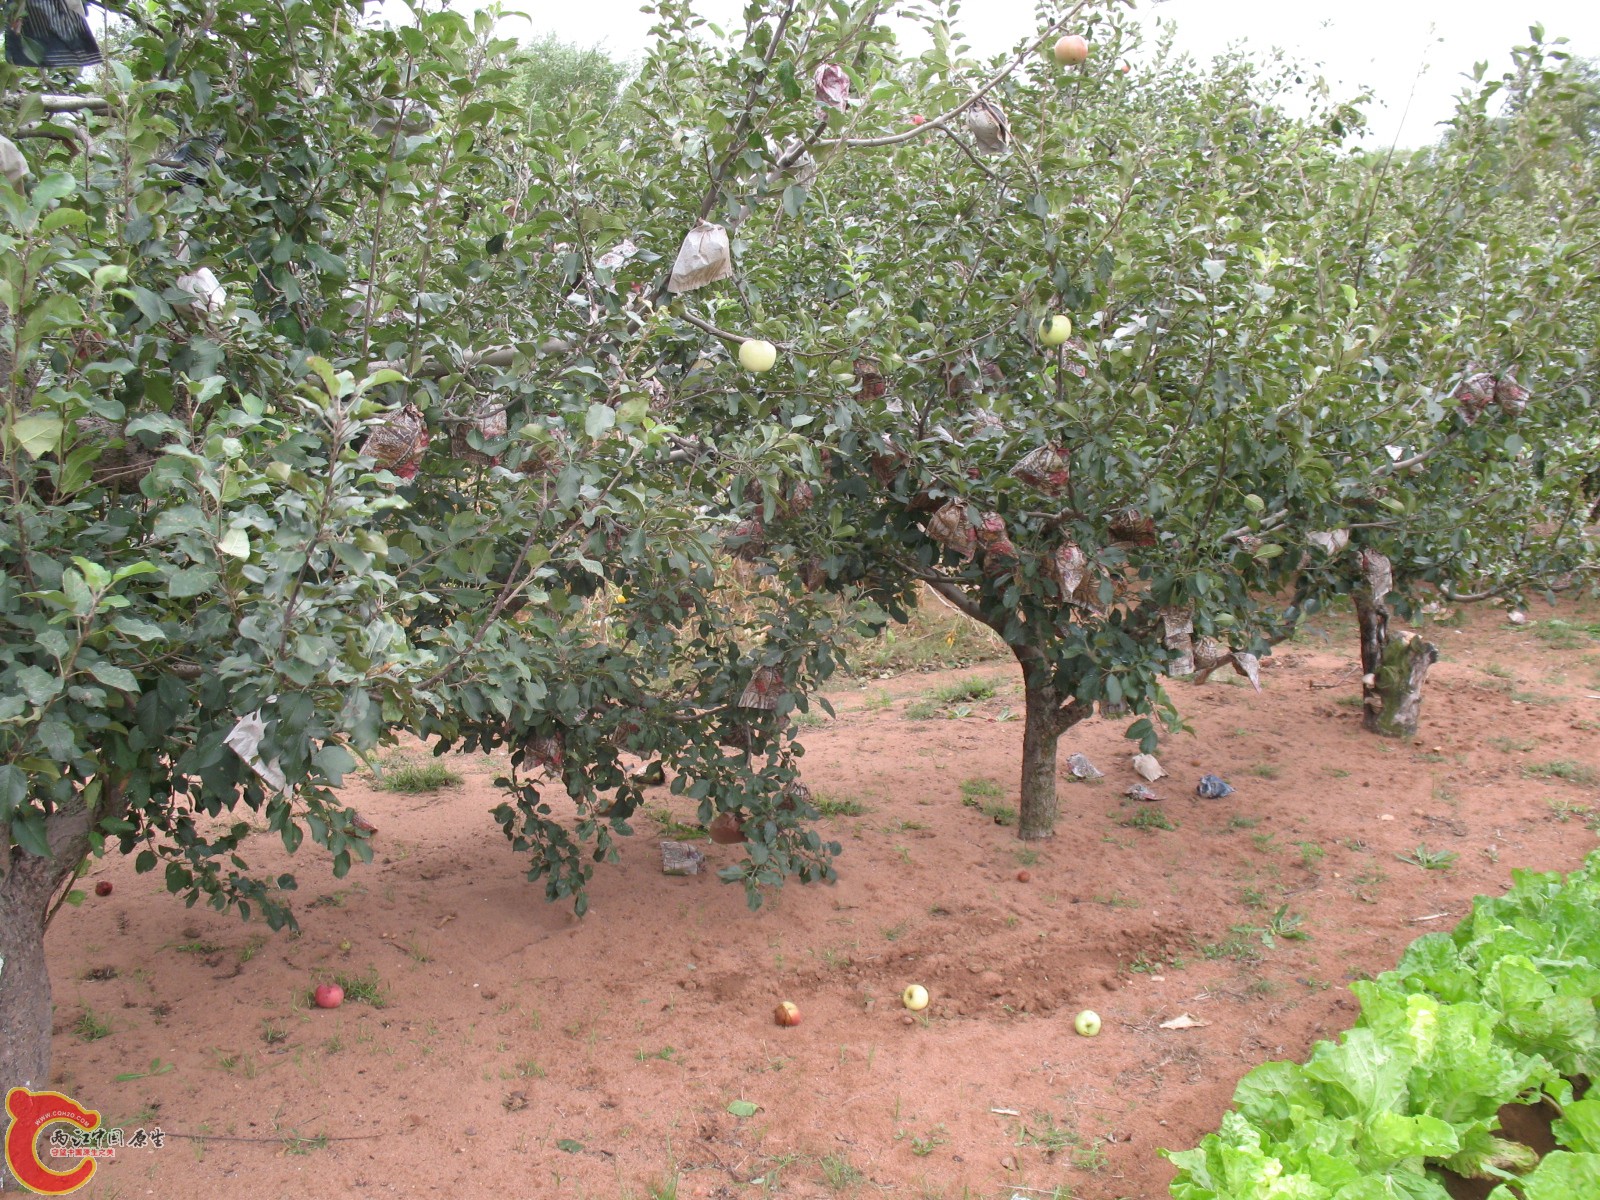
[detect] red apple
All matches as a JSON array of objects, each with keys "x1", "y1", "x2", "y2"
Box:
[
  {"x1": 94, "y1": 881, "x2": 113, "y2": 897},
  {"x1": 313, "y1": 983, "x2": 345, "y2": 1010},
  {"x1": 1053, "y1": 35, "x2": 1089, "y2": 66},
  {"x1": 774, "y1": 1001, "x2": 801, "y2": 1027},
  {"x1": 1016, "y1": 870, "x2": 1031, "y2": 883},
  {"x1": 910, "y1": 114, "x2": 926, "y2": 126}
]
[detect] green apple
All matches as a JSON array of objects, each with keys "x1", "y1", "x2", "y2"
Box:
[
  {"x1": 1039, "y1": 315, "x2": 1072, "y2": 346},
  {"x1": 738, "y1": 339, "x2": 778, "y2": 373},
  {"x1": 1074, "y1": 1009, "x2": 1102, "y2": 1037},
  {"x1": 902, "y1": 984, "x2": 929, "y2": 1011}
]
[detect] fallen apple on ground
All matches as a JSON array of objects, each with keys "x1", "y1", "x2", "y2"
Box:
[
  {"x1": 94, "y1": 881, "x2": 113, "y2": 897},
  {"x1": 902, "y1": 984, "x2": 929, "y2": 1011},
  {"x1": 1074, "y1": 1009, "x2": 1102, "y2": 1037},
  {"x1": 314, "y1": 983, "x2": 345, "y2": 1010},
  {"x1": 774, "y1": 1001, "x2": 801, "y2": 1027}
]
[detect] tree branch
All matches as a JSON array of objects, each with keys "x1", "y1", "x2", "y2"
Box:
[{"x1": 820, "y1": 1, "x2": 1091, "y2": 150}]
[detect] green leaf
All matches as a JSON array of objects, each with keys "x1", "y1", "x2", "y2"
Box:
[
  {"x1": 585, "y1": 404, "x2": 616, "y2": 438},
  {"x1": 217, "y1": 528, "x2": 251, "y2": 559},
  {"x1": 8, "y1": 415, "x2": 64, "y2": 458},
  {"x1": 167, "y1": 568, "x2": 218, "y2": 598},
  {"x1": 555, "y1": 1138, "x2": 584, "y2": 1153},
  {"x1": 87, "y1": 660, "x2": 140, "y2": 693},
  {"x1": 726, "y1": 1100, "x2": 759, "y2": 1118}
]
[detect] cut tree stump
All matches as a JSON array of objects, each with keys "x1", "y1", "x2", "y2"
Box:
[{"x1": 660, "y1": 840, "x2": 705, "y2": 876}]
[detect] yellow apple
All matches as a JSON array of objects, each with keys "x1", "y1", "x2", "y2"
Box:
[
  {"x1": 902, "y1": 984, "x2": 929, "y2": 1011},
  {"x1": 738, "y1": 339, "x2": 778, "y2": 373},
  {"x1": 1039, "y1": 315, "x2": 1073, "y2": 346}
]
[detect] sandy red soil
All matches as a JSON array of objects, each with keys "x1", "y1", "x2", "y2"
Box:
[{"x1": 39, "y1": 599, "x2": 1600, "y2": 1200}]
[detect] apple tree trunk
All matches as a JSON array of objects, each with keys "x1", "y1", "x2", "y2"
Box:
[
  {"x1": 0, "y1": 807, "x2": 92, "y2": 1189},
  {"x1": 1018, "y1": 675, "x2": 1061, "y2": 840},
  {"x1": 1354, "y1": 551, "x2": 1438, "y2": 738},
  {"x1": 1014, "y1": 650, "x2": 1092, "y2": 841}
]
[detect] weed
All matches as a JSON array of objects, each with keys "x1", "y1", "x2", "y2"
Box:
[
  {"x1": 959, "y1": 778, "x2": 1004, "y2": 802},
  {"x1": 1201, "y1": 928, "x2": 1264, "y2": 963},
  {"x1": 1016, "y1": 1112, "x2": 1078, "y2": 1155},
  {"x1": 1092, "y1": 891, "x2": 1140, "y2": 909},
  {"x1": 1120, "y1": 807, "x2": 1176, "y2": 832},
  {"x1": 1250, "y1": 832, "x2": 1279, "y2": 853},
  {"x1": 1015, "y1": 848, "x2": 1040, "y2": 867},
  {"x1": 1226, "y1": 816, "x2": 1260, "y2": 831},
  {"x1": 1488, "y1": 736, "x2": 1537, "y2": 753},
  {"x1": 1294, "y1": 841, "x2": 1326, "y2": 868},
  {"x1": 634, "y1": 1046, "x2": 678, "y2": 1062},
  {"x1": 378, "y1": 761, "x2": 462, "y2": 793},
  {"x1": 1523, "y1": 760, "x2": 1600, "y2": 787},
  {"x1": 175, "y1": 939, "x2": 225, "y2": 956},
  {"x1": 790, "y1": 711, "x2": 827, "y2": 728},
  {"x1": 819, "y1": 1152, "x2": 864, "y2": 1190},
  {"x1": 1396, "y1": 844, "x2": 1459, "y2": 871},
  {"x1": 1071, "y1": 1142, "x2": 1109, "y2": 1172},
  {"x1": 981, "y1": 800, "x2": 1018, "y2": 827},
  {"x1": 515, "y1": 1059, "x2": 546, "y2": 1079},
  {"x1": 1547, "y1": 798, "x2": 1593, "y2": 824},
  {"x1": 862, "y1": 692, "x2": 895, "y2": 712},
  {"x1": 882, "y1": 921, "x2": 911, "y2": 942},
  {"x1": 904, "y1": 699, "x2": 941, "y2": 721},
  {"x1": 815, "y1": 795, "x2": 868, "y2": 817},
  {"x1": 931, "y1": 678, "x2": 999, "y2": 704},
  {"x1": 332, "y1": 968, "x2": 389, "y2": 1008},
  {"x1": 1481, "y1": 663, "x2": 1514, "y2": 679},
  {"x1": 1533, "y1": 620, "x2": 1597, "y2": 650},
  {"x1": 1239, "y1": 887, "x2": 1267, "y2": 909},
  {"x1": 1249, "y1": 763, "x2": 1280, "y2": 779},
  {"x1": 260, "y1": 1020, "x2": 289, "y2": 1046},
  {"x1": 74, "y1": 1008, "x2": 112, "y2": 1042},
  {"x1": 648, "y1": 807, "x2": 708, "y2": 840},
  {"x1": 1263, "y1": 905, "x2": 1311, "y2": 943}
]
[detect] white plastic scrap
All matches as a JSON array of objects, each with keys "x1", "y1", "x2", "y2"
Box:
[
  {"x1": 1131, "y1": 753, "x2": 1167, "y2": 782},
  {"x1": 224, "y1": 711, "x2": 286, "y2": 792}
]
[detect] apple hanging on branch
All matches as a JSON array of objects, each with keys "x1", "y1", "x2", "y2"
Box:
[
  {"x1": 739, "y1": 339, "x2": 778, "y2": 373},
  {"x1": 1053, "y1": 35, "x2": 1089, "y2": 66},
  {"x1": 1038, "y1": 315, "x2": 1073, "y2": 346}
]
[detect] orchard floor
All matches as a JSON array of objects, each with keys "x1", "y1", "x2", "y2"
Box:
[{"x1": 44, "y1": 600, "x2": 1600, "y2": 1200}]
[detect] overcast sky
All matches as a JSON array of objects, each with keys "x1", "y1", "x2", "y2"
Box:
[{"x1": 384, "y1": 1, "x2": 1600, "y2": 148}]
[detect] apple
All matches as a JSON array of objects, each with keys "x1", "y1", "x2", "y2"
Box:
[
  {"x1": 708, "y1": 812, "x2": 747, "y2": 844},
  {"x1": 314, "y1": 983, "x2": 345, "y2": 1010},
  {"x1": 1053, "y1": 35, "x2": 1089, "y2": 66},
  {"x1": 910, "y1": 114, "x2": 926, "y2": 126},
  {"x1": 1039, "y1": 315, "x2": 1072, "y2": 346},
  {"x1": 902, "y1": 984, "x2": 929, "y2": 1011},
  {"x1": 1074, "y1": 1009, "x2": 1102, "y2": 1037},
  {"x1": 94, "y1": 881, "x2": 113, "y2": 897},
  {"x1": 1016, "y1": 870, "x2": 1031, "y2": 883},
  {"x1": 774, "y1": 1001, "x2": 802, "y2": 1027},
  {"x1": 738, "y1": 339, "x2": 777, "y2": 373}
]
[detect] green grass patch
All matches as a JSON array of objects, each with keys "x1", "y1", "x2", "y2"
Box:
[
  {"x1": 1523, "y1": 760, "x2": 1600, "y2": 787},
  {"x1": 377, "y1": 761, "x2": 462, "y2": 793},
  {"x1": 331, "y1": 968, "x2": 389, "y2": 1008},
  {"x1": 814, "y1": 795, "x2": 868, "y2": 817}
]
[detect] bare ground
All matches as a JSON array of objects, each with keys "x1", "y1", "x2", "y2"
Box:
[{"x1": 41, "y1": 598, "x2": 1600, "y2": 1200}]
